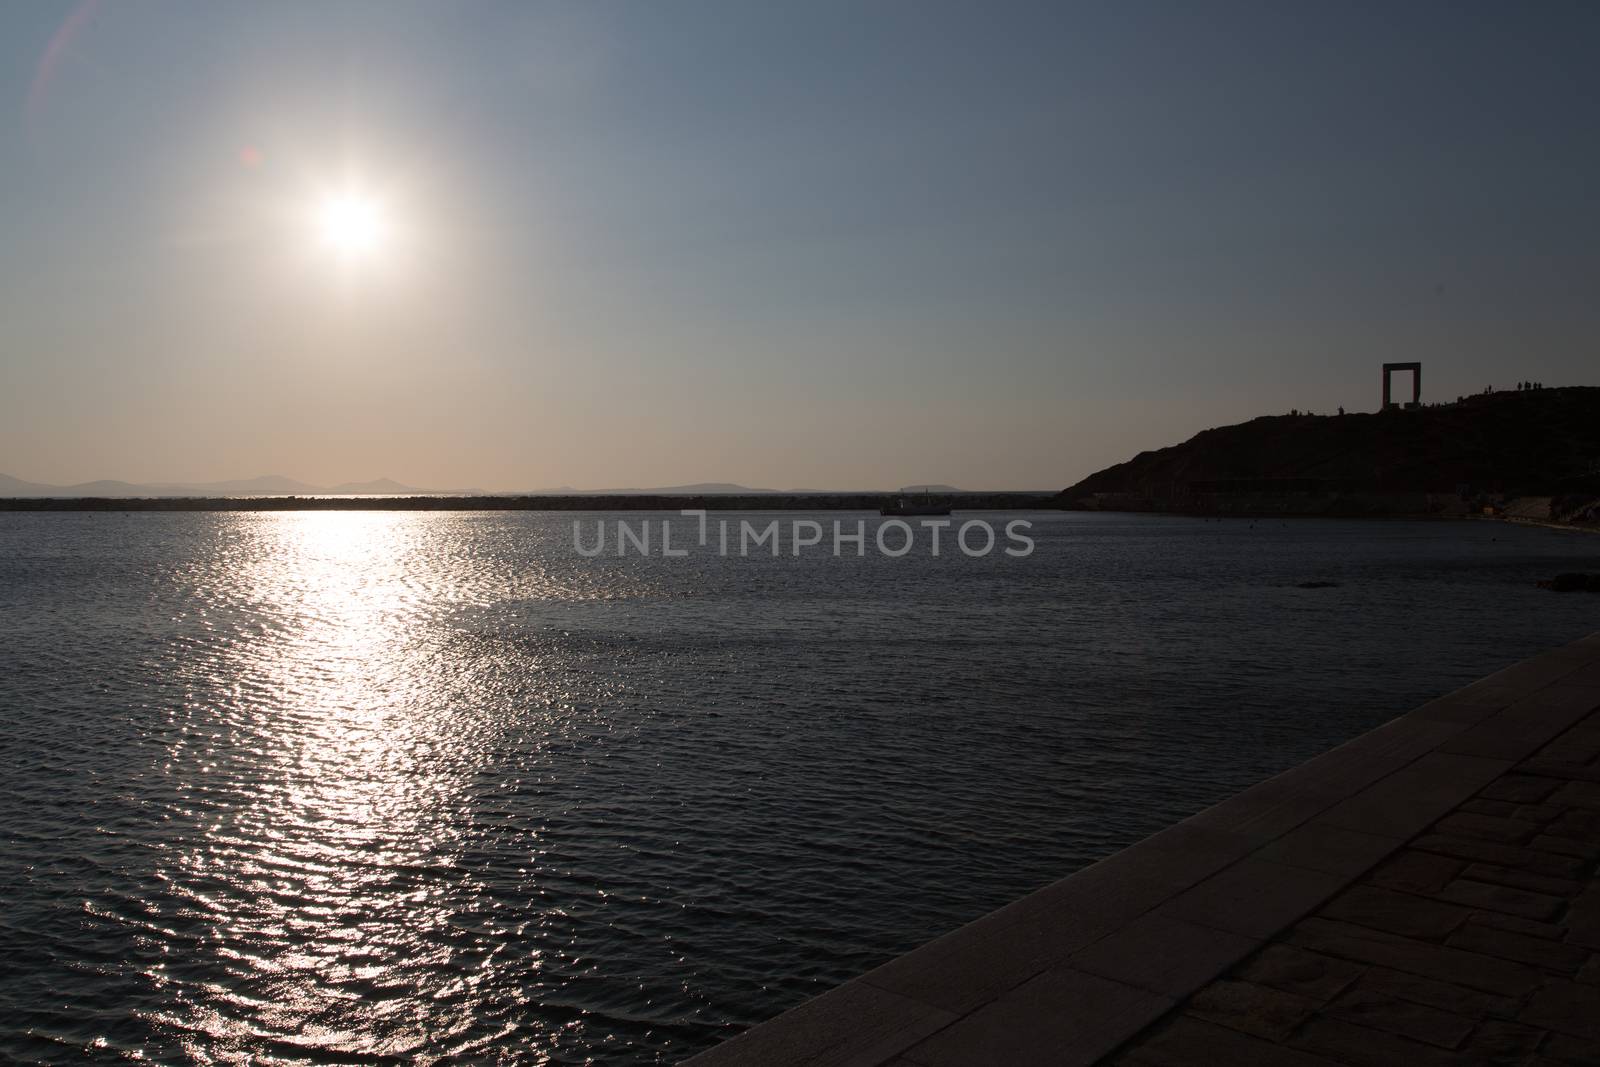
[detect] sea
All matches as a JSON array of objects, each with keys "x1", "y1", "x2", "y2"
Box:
[{"x1": 1, "y1": 510, "x2": 1596, "y2": 1064}]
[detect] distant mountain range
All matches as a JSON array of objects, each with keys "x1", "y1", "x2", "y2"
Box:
[
  {"x1": 523, "y1": 483, "x2": 969, "y2": 495},
  {"x1": 0, "y1": 475, "x2": 994, "y2": 499},
  {"x1": 524, "y1": 482, "x2": 783, "y2": 495},
  {"x1": 0, "y1": 474, "x2": 436, "y2": 497}
]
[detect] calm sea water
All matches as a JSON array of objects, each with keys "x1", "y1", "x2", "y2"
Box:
[{"x1": 1, "y1": 511, "x2": 1596, "y2": 1064}]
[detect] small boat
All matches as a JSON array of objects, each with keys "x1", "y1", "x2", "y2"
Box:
[{"x1": 880, "y1": 490, "x2": 951, "y2": 517}]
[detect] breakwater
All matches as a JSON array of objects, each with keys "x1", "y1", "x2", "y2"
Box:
[{"x1": 0, "y1": 492, "x2": 1059, "y2": 512}]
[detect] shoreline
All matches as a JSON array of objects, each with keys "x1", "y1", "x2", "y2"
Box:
[
  {"x1": 686, "y1": 634, "x2": 1600, "y2": 1065},
  {"x1": 1, "y1": 496, "x2": 1595, "y2": 536},
  {"x1": 1501, "y1": 516, "x2": 1600, "y2": 535}
]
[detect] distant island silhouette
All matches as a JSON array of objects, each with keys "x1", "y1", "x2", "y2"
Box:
[
  {"x1": 0, "y1": 475, "x2": 1041, "y2": 503},
  {"x1": 0, "y1": 473, "x2": 1056, "y2": 512},
  {"x1": 0, "y1": 473, "x2": 439, "y2": 497}
]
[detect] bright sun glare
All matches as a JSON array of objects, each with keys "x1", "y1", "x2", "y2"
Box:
[{"x1": 317, "y1": 193, "x2": 389, "y2": 258}]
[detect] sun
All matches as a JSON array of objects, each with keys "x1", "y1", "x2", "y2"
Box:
[{"x1": 317, "y1": 193, "x2": 389, "y2": 258}]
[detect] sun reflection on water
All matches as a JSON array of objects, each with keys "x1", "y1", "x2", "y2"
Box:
[{"x1": 150, "y1": 513, "x2": 499, "y2": 1062}]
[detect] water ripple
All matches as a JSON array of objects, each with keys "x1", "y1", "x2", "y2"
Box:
[{"x1": 1, "y1": 511, "x2": 1596, "y2": 1063}]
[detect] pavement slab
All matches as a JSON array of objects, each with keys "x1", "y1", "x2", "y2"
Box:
[{"x1": 686, "y1": 635, "x2": 1600, "y2": 1066}]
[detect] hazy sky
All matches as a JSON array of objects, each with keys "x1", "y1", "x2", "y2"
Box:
[{"x1": 2, "y1": 1, "x2": 1597, "y2": 490}]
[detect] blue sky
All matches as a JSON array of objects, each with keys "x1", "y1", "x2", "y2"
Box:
[{"x1": 2, "y1": 1, "x2": 1597, "y2": 489}]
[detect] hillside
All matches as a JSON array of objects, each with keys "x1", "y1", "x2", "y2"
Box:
[{"x1": 1058, "y1": 386, "x2": 1600, "y2": 516}]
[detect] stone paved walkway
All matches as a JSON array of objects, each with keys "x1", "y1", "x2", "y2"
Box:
[
  {"x1": 685, "y1": 635, "x2": 1600, "y2": 1067},
  {"x1": 1113, "y1": 707, "x2": 1600, "y2": 1066}
]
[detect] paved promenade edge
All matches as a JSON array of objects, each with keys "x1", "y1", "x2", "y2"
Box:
[{"x1": 683, "y1": 631, "x2": 1600, "y2": 1066}]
